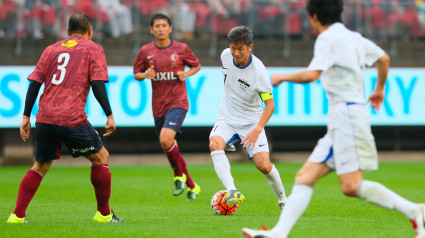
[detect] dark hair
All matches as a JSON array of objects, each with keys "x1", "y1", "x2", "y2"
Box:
[
  {"x1": 306, "y1": 0, "x2": 343, "y2": 25},
  {"x1": 68, "y1": 12, "x2": 92, "y2": 34},
  {"x1": 227, "y1": 25, "x2": 253, "y2": 46},
  {"x1": 150, "y1": 13, "x2": 172, "y2": 26}
]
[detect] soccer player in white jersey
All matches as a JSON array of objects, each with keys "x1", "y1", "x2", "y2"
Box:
[
  {"x1": 242, "y1": 0, "x2": 425, "y2": 238},
  {"x1": 209, "y1": 26, "x2": 288, "y2": 209}
]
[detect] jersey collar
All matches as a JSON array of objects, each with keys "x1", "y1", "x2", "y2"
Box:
[
  {"x1": 154, "y1": 39, "x2": 173, "y2": 49},
  {"x1": 233, "y1": 54, "x2": 252, "y2": 69}
]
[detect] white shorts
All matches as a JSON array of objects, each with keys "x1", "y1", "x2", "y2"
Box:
[
  {"x1": 308, "y1": 103, "x2": 378, "y2": 175},
  {"x1": 209, "y1": 120, "x2": 269, "y2": 159}
]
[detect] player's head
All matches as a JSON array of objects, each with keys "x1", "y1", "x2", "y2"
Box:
[
  {"x1": 67, "y1": 12, "x2": 93, "y2": 39},
  {"x1": 227, "y1": 26, "x2": 254, "y2": 67},
  {"x1": 150, "y1": 13, "x2": 172, "y2": 41},
  {"x1": 306, "y1": 0, "x2": 343, "y2": 32}
]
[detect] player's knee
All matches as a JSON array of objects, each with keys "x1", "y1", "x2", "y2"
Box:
[
  {"x1": 94, "y1": 148, "x2": 109, "y2": 164},
  {"x1": 255, "y1": 160, "x2": 272, "y2": 174},
  {"x1": 159, "y1": 136, "x2": 173, "y2": 150},
  {"x1": 294, "y1": 169, "x2": 315, "y2": 186},
  {"x1": 32, "y1": 161, "x2": 52, "y2": 176},
  {"x1": 209, "y1": 137, "x2": 224, "y2": 152},
  {"x1": 340, "y1": 182, "x2": 358, "y2": 197}
]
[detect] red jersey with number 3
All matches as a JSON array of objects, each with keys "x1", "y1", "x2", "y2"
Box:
[
  {"x1": 133, "y1": 40, "x2": 200, "y2": 117},
  {"x1": 28, "y1": 36, "x2": 109, "y2": 127}
]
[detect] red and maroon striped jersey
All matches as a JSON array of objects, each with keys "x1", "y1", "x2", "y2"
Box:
[
  {"x1": 133, "y1": 40, "x2": 200, "y2": 117},
  {"x1": 28, "y1": 36, "x2": 109, "y2": 127}
]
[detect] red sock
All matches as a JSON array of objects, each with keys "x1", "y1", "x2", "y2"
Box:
[
  {"x1": 164, "y1": 142, "x2": 183, "y2": 177},
  {"x1": 164, "y1": 142, "x2": 195, "y2": 189},
  {"x1": 179, "y1": 157, "x2": 195, "y2": 189},
  {"x1": 13, "y1": 170, "x2": 43, "y2": 218},
  {"x1": 91, "y1": 164, "x2": 111, "y2": 216}
]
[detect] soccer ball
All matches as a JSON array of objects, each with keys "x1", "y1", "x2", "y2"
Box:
[{"x1": 211, "y1": 190, "x2": 238, "y2": 215}]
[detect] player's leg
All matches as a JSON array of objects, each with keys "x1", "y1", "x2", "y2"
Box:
[
  {"x1": 209, "y1": 121, "x2": 239, "y2": 191},
  {"x1": 335, "y1": 103, "x2": 421, "y2": 236},
  {"x1": 252, "y1": 152, "x2": 287, "y2": 209},
  {"x1": 243, "y1": 161, "x2": 331, "y2": 238},
  {"x1": 84, "y1": 147, "x2": 122, "y2": 223},
  {"x1": 7, "y1": 161, "x2": 52, "y2": 224},
  {"x1": 85, "y1": 147, "x2": 111, "y2": 216},
  {"x1": 63, "y1": 122, "x2": 122, "y2": 222},
  {"x1": 8, "y1": 123, "x2": 58, "y2": 223},
  {"x1": 338, "y1": 170, "x2": 422, "y2": 233},
  {"x1": 157, "y1": 108, "x2": 198, "y2": 198},
  {"x1": 243, "y1": 133, "x2": 333, "y2": 238},
  {"x1": 247, "y1": 128, "x2": 287, "y2": 209},
  {"x1": 210, "y1": 121, "x2": 244, "y2": 205}
]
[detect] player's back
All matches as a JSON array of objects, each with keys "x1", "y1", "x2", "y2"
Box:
[
  {"x1": 314, "y1": 23, "x2": 384, "y2": 104},
  {"x1": 29, "y1": 37, "x2": 109, "y2": 127}
]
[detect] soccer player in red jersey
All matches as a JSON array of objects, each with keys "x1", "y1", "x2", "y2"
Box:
[
  {"x1": 7, "y1": 12, "x2": 123, "y2": 224},
  {"x1": 133, "y1": 13, "x2": 202, "y2": 200}
]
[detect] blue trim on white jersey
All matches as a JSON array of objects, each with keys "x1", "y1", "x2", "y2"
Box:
[
  {"x1": 233, "y1": 54, "x2": 252, "y2": 69},
  {"x1": 323, "y1": 147, "x2": 333, "y2": 162},
  {"x1": 346, "y1": 102, "x2": 364, "y2": 106}
]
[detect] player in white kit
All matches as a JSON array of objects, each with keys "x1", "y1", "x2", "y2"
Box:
[
  {"x1": 242, "y1": 0, "x2": 425, "y2": 237},
  {"x1": 209, "y1": 26, "x2": 288, "y2": 209}
]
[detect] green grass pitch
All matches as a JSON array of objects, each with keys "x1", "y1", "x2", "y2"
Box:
[{"x1": 0, "y1": 161, "x2": 423, "y2": 237}]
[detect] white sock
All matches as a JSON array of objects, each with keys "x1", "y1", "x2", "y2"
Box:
[
  {"x1": 358, "y1": 180, "x2": 418, "y2": 220},
  {"x1": 264, "y1": 164, "x2": 287, "y2": 204},
  {"x1": 271, "y1": 184, "x2": 313, "y2": 238},
  {"x1": 211, "y1": 150, "x2": 236, "y2": 191}
]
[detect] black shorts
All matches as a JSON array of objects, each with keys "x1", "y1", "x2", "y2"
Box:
[
  {"x1": 35, "y1": 122, "x2": 103, "y2": 163},
  {"x1": 154, "y1": 108, "x2": 187, "y2": 136}
]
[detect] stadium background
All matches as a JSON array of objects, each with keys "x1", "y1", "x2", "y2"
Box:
[{"x1": 0, "y1": 0, "x2": 425, "y2": 165}]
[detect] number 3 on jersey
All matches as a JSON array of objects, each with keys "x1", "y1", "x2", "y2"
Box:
[{"x1": 52, "y1": 53, "x2": 70, "y2": 85}]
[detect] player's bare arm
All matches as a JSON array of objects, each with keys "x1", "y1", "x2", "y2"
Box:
[
  {"x1": 135, "y1": 65, "x2": 155, "y2": 81},
  {"x1": 176, "y1": 64, "x2": 201, "y2": 81},
  {"x1": 368, "y1": 53, "x2": 390, "y2": 111},
  {"x1": 271, "y1": 70, "x2": 321, "y2": 86},
  {"x1": 241, "y1": 98, "x2": 275, "y2": 150}
]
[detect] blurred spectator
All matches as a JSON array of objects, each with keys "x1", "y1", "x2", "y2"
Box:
[
  {"x1": 190, "y1": 0, "x2": 212, "y2": 38},
  {"x1": 0, "y1": 0, "x2": 423, "y2": 40},
  {"x1": 416, "y1": 0, "x2": 425, "y2": 28},
  {"x1": 0, "y1": 0, "x2": 16, "y2": 38},
  {"x1": 396, "y1": 3, "x2": 421, "y2": 40},
  {"x1": 138, "y1": 0, "x2": 170, "y2": 18},
  {"x1": 173, "y1": 0, "x2": 196, "y2": 40},
  {"x1": 97, "y1": 0, "x2": 133, "y2": 38},
  {"x1": 369, "y1": 2, "x2": 387, "y2": 41},
  {"x1": 208, "y1": 0, "x2": 240, "y2": 35}
]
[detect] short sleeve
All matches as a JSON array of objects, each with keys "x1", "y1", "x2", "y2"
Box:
[
  {"x1": 362, "y1": 37, "x2": 385, "y2": 66},
  {"x1": 254, "y1": 63, "x2": 273, "y2": 93},
  {"x1": 89, "y1": 46, "x2": 109, "y2": 82},
  {"x1": 307, "y1": 37, "x2": 334, "y2": 71},
  {"x1": 182, "y1": 44, "x2": 200, "y2": 68},
  {"x1": 133, "y1": 47, "x2": 147, "y2": 74},
  {"x1": 28, "y1": 47, "x2": 50, "y2": 83}
]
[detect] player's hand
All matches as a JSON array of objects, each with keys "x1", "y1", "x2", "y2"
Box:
[
  {"x1": 104, "y1": 115, "x2": 116, "y2": 136},
  {"x1": 367, "y1": 87, "x2": 385, "y2": 111},
  {"x1": 145, "y1": 65, "x2": 155, "y2": 79},
  {"x1": 176, "y1": 71, "x2": 187, "y2": 81},
  {"x1": 241, "y1": 127, "x2": 262, "y2": 150},
  {"x1": 20, "y1": 116, "x2": 31, "y2": 142}
]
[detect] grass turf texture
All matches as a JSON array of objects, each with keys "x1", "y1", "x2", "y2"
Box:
[{"x1": 0, "y1": 162, "x2": 423, "y2": 238}]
